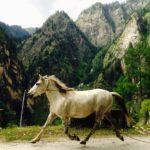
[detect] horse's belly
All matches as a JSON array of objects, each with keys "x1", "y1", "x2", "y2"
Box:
[
  {"x1": 70, "y1": 111, "x2": 94, "y2": 118},
  {"x1": 69, "y1": 101, "x2": 95, "y2": 118}
]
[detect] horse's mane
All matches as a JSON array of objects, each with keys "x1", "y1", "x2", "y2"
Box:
[{"x1": 48, "y1": 75, "x2": 74, "y2": 93}]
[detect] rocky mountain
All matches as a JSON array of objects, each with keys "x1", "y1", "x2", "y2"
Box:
[
  {"x1": 18, "y1": 11, "x2": 97, "y2": 86},
  {"x1": 0, "y1": 28, "x2": 27, "y2": 126},
  {"x1": 76, "y1": 2, "x2": 114, "y2": 47},
  {"x1": 25, "y1": 27, "x2": 37, "y2": 35},
  {"x1": 102, "y1": 13, "x2": 141, "y2": 84},
  {"x1": 93, "y1": 5, "x2": 150, "y2": 89},
  {"x1": 76, "y1": 0, "x2": 149, "y2": 47},
  {"x1": 0, "y1": 0, "x2": 149, "y2": 127},
  {"x1": 124, "y1": 0, "x2": 150, "y2": 15},
  {"x1": 0, "y1": 22, "x2": 29, "y2": 42}
]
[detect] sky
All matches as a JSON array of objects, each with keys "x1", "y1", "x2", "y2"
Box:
[{"x1": 0, "y1": 0, "x2": 126, "y2": 28}]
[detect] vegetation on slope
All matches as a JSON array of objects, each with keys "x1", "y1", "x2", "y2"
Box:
[
  {"x1": 0, "y1": 28, "x2": 28, "y2": 127},
  {"x1": 0, "y1": 1, "x2": 150, "y2": 129},
  {"x1": 18, "y1": 11, "x2": 97, "y2": 87}
]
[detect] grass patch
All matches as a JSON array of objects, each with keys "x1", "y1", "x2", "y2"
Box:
[{"x1": 0, "y1": 125, "x2": 146, "y2": 142}]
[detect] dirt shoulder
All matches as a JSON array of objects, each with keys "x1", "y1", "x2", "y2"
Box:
[{"x1": 0, "y1": 137, "x2": 150, "y2": 150}]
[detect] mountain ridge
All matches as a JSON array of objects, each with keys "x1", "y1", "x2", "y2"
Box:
[
  {"x1": 0, "y1": 22, "x2": 29, "y2": 42},
  {"x1": 93, "y1": 7, "x2": 150, "y2": 89},
  {"x1": 76, "y1": 0, "x2": 149, "y2": 47},
  {"x1": 18, "y1": 11, "x2": 97, "y2": 86}
]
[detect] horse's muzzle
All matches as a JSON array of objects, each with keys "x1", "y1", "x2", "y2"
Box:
[{"x1": 27, "y1": 93, "x2": 34, "y2": 99}]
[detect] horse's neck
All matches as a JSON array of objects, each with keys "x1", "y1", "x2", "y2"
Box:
[
  {"x1": 45, "y1": 91, "x2": 66, "y2": 115},
  {"x1": 45, "y1": 91, "x2": 62, "y2": 104}
]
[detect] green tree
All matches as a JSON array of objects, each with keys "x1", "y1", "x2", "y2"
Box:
[
  {"x1": 140, "y1": 99, "x2": 150, "y2": 125},
  {"x1": 114, "y1": 76, "x2": 137, "y2": 100},
  {"x1": 90, "y1": 46, "x2": 109, "y2": 81},
  {"x1": 125, "y1": 41, "x2": 150, "y2": 107}
]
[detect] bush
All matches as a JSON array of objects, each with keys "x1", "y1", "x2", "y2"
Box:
[
  {"x1": 126, "y1": 101, "x2": 139, "y2": 123},
  {"x1": 140, "y1": 99, "x2": 150, "y2": 125},
  {"x1": 113, "y1": 76, "x2": 137, "y2": 101}
]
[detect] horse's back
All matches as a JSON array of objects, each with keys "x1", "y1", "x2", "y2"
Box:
[
  {"x1": 75, "y1": 89, "x2": 111, "y2": 97},
  {"x1": 67, "y1": 89, "x2": 112, "y2": 118},
  {"x1": 72, "y1": 89, "x2": 112, "y2": 107},
  {"x1": 75, "y1": 88, "x2": 109, "y2": 94}
]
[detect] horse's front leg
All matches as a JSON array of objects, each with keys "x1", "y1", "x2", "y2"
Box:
[
  {"x1": 63, "y1": 118, "x2": 80, "y2": 141},
  {"x1": 31, "y1": 113, "x2": 57, "y2": 143}
]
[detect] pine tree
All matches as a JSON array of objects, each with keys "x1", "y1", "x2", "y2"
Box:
[{"x1": 125, "y1": 41, "x2": 150, "y2": 107}]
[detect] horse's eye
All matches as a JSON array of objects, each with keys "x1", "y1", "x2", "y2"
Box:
[{"x1": 36, "y1": 83, "x2": 40, "y2": 86}]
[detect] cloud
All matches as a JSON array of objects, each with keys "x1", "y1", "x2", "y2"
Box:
[
  {"x1": 0, "y1": 0, "x2": 45, "y2": 27},
  {"x1": 31, "y1": 0, "x2": 126, "y2": 21},
  {"x1": 0, "y1": 0, "x2": 126, "y2": 27},
  {"x1": 31, "y1": 0, "x2": 56, "y2": 17}
]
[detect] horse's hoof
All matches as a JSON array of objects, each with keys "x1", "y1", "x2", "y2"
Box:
[
  {"x1": 75, "y1": 136, "x2": 80, "y2": 141},
  {"x1": 30, "y1": 138, "x2": 40, "y2": 144},
  {"x1": 30, "y1": 140, "x2": 37, "y2": 144},
  {"x1": 120, "y1": 136, "x2": 124, "y2": 141},
  {"x1": 80, "y1": 141, "x2": 86, "y2": 145},
  {"x1": 74, "y1": 135, "x2": 80, "y2": 141}
]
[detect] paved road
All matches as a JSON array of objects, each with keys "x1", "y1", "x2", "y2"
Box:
[{"x1": 0, "y1": 137, "x2": 150, "y2": 150}]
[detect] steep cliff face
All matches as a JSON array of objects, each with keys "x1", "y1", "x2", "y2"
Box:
[
  {"x1": 76, "y1": 0, "x2": 149, "y2": 47},
  {"x1": 0, "y1": 29, "x2": 26, "y2": 125},
  {"x1": 76, "y1": 3, "x2": 114, "y2": 47},
  {"x1": 107, "y1": 1, "x2": 127, "y2": 37},
  {"x1": 103, "y1": 13, "x2": 141, "y2": 71},
  {"x1": 102, "y1": 13, "x2": 141, "y2": 85},
  {"x1": 18, "y1": 11, "x2": 97, "y2": 86},
  {"x1": 124, "y1": 0, "x2": 150, "y2": 15},
  {"x1": 94, "y1": 7, "x2": 150, "y2": 88}
]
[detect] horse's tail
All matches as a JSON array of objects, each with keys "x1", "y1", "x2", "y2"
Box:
[{"x1": 111, "y1": 92, "x2": 132, "y2": 127}]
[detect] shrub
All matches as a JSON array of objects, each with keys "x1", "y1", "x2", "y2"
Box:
[
  {"x1": 126, "y1": 101, "x2": 139, "y2": 123},
  {"x1": 140, "y1": 99, "x2": 150, "y2": 125},
  {"x1": 113, "y1": 76, "x2": 137, "y2": 101}
]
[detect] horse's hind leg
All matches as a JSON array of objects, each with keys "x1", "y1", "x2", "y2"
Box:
[
  {"x1": 63, "y1": 118, "x2": 80, "y2": 141},
  {"x1": 105, "y1": 113, "x2": 124, "y2": 141},
  {"x1": 80, "y1": 111, "x2": 104, "y2": 145}
]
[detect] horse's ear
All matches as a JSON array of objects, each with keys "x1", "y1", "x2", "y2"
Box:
[
  {"x1": 43, "y1": 75, "x2": 48, "y2": 79},
  {"x1": 39, "y1": 74, "x2": 42, "y2": 78},
  {"x1": 39, "y1": 74, "x2": 45, "y2": 81}
]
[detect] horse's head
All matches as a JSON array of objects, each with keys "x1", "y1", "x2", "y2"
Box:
[
  {"x1": 27, "y1": 74, "x2": 74, "y2": 98},
  {"x1": 27, "y1": 74, "x2": 49, "y2": 98}
]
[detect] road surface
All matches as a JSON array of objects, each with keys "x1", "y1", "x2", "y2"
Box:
[{"x1": 0, "y1": 137, "x2": 150, "y2": 150}]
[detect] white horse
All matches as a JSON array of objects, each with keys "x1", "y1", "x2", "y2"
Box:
[{"x1": 28, "y1": 75, "x2": 131, "y2": 144}]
